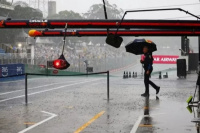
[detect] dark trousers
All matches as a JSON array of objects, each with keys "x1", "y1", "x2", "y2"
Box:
[{"x1": 144, "y1": 69, "x2": 158, "y2": 94}]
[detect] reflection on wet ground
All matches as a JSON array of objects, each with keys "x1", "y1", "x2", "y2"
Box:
[{"x1": 0, "y1": 73, "x2": 199, "y2": 133}]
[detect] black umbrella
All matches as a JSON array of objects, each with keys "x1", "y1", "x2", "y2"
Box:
[{"x1": 125, "y1": 39, "x2": 157, "y2": 55}]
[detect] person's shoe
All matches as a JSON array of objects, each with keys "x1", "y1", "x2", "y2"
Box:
[
  {"x1": 156, "y1": 87, "x2": 160, "y2": 95},
  {"x1": 141, "y1": 93, "x2": 149, "y2": 97}
]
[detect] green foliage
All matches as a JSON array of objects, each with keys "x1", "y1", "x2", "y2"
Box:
[
  {"x1": 47, "y1": 2, "x2": 124, "y2": 45},
  {"x1": 0, "y1": 1, "x2": 124, "y2": 46},
  {"x1": 84, "y1": 1, "x2": 123, "y2": 19},
  {"x1": 48, "y1": 10, "x2": 88, "y2": 45},
  {"x1": 0, "y1": 0, "x2": 11, "y2": 6},
  {"x1": 10, "y1": 5, "x2": 43, "y2": 19},
  {"x1": 48, "y1": 10, "x2": 82, "y2": 19},
  {"x1": 0, "y1": 5, "x2": 43, "y2": 45},
  {"x1": 84, "y1": 1, "x2": 124, "y2": 44}
]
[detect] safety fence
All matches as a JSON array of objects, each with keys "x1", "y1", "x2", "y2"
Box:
[{"x1": 24, "y1": 71, "x2": 110, "y2": 105}]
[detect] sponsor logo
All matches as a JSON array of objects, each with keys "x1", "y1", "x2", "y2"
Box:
[
  {"x1": 29, "y1": 20, "x2": 48, "y2": 27},
  {"x1": 53, "y1": 70, "x2": 58, "y2": 74},
  {"x1": 29, "y1": 20, "x2": 48, "y2": 23},
  {"x1": 16, "y1": 67, "x2": 22, "y2": 75},
  {"x1": 2, "y1": 67, "x2": 8, "y2": 77},
  {"x1": 154, "y1": 57, "x2": 177, "y2": 62},
  {"x1": 141, "y1": 55, "x2": 179, "y2": 64}
]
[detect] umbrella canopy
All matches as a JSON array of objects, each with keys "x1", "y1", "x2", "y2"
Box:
[{"x1": 125, "y1": 39, "x2": 157, "y2": 55}]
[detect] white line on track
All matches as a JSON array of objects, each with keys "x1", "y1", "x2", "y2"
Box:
[
  {"x1": 0, "y1": 79, "x2": 24, "y2": 84},
  {"x1": 130, "y1": 113, "x2": 166, "y2": 133},
  {"x1": 0, "y1": 77, "x2": 46, "y2": 84},
  {"x1": 18, "y1": 111, "x2": 57, "y2": 133},
  {"x1": 130, "y1": 115, "x2": 143, "y2": 133},
  {"x1": 0, "y1": 79, "x2": 87, "y2": 96},
  {"x1": 0, "y1": 76, "x2": 70, "y2": 84},
  {"x1": 0, "y1": 90, "x2": 24, "y2": 96},
  {"x1": 0, "y1": 78, "x2": 102, "y2": 103}
]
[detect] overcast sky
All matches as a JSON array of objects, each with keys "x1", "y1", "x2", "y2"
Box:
[
  {"x1": 55, "y1": 0, "x2": 200, "y2": 20},
  {"x1": 8, "y1": 0, "x2": 200, "y2": 51},
  {"x1": 11, "y1": 0, "x2": 200, "y2": 20}
]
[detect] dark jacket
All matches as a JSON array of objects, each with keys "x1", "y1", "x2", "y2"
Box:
[{"x1": 141, "y1": 53, "x2": 153, "y2": 71}]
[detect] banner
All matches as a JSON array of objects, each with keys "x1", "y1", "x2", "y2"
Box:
[
  {"x1": 141, "y1": 55, "x2": 179, "y2": 64},
  {"x1": 0, "y1": 64, "x2": 25, "y2": 78}
]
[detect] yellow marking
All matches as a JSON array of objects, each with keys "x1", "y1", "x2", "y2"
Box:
[
  {"x1": 139, "y1": 124, "x2": 153, "y2": 127},
  {"x1": 144, "y1": 106, "x2": 149, "y2": 110},
  {"x1": 24, "y1": 122, "x2": 35, "y2": 125},
  {"x1": 74, "y1": 111, "x2": 105, "y2": 133}
]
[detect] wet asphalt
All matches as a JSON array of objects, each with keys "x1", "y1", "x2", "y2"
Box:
[{"x1": 0, "y1": 68, "x2": 198, "y2": 133}]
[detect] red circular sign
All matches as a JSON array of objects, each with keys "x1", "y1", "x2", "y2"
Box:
[{"x1": 53, "y1": 70, "x2": 58, "y2": 74}]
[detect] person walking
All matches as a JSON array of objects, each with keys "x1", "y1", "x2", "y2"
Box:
[{"x1": 140, "y1": 46, "x2": 160, "y2": 97}]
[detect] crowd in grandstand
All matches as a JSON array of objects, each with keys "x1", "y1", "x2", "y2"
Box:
[
  {"x1": 34, "y1": 43, "x2": 126, "y2": 63},
  {"x1": 33, "y1": 42, "x2": 134, "y2": 72}
]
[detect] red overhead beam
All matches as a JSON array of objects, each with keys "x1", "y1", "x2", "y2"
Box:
[
  {"x1": 1, "y1": 19, "x2": 200, "y2": 29},
  {"x1": 29, "y1": 29, "x2": 200, "y2": 37}
]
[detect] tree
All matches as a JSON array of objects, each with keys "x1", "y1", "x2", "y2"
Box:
[
  {"x1": 47, "y1": 10, "x2": 89, "y2": 46},
  {"x1": 0, "y1": 5, "x2": 43, "y2": 44},
  {"x1": 48, "y1": 10, "x2": 82, "y2": 19},
  {"x1": 83, "y1": 1, "x2": 124, "y2": 45},
  {"x1": 0, "y1": 0, "x2": 11, "y2": 5},
  {"x1": 9, "y1": 5, "x2": 43, "y2": 19},
  {"x1": 84, "y1": 1, "x2": 123, "y2": 19}
]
